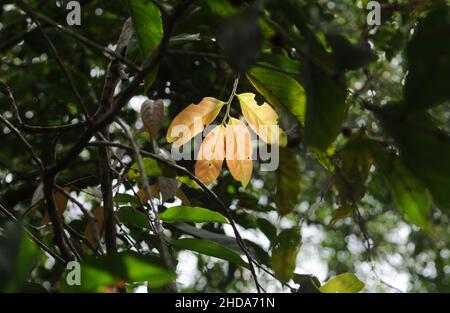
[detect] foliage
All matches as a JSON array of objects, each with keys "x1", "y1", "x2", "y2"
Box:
[{"x1": 0, "y1": 0, "x2": 449, "y2": 293}]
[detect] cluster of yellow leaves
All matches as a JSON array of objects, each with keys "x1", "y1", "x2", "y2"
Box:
[{"x1": 167, "y1": 93, "x2": 285, "y2": 187}]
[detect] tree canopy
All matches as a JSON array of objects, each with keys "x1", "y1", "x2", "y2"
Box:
[{"x1": 0, "y1": 0, "x2": 449, "y2": 293}]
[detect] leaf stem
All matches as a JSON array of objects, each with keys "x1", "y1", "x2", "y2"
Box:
[{"x1": 222, "y1": 74, "x2": 240, "y2": 125}]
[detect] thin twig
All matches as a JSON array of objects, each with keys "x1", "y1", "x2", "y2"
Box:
[
  {"x1": 64, "y1": 223, "x2": 101, "y2": 257},
  {"x1": 96, "y1": 18, "x2": 134, "y2": 254},
  {"x1": 45, "y1": 0, "x2": 194, "y2": 178},
  {"x1": 167, "y1": 49, "x2": 301, "y2": 76},
  {"x1": 28, "y1": 14, "x2": 90, "y2": 119},
  {"x1": 42, "y1": 174, "x2": 74, "y2": 262},
  {"x1": 54, "y1": 185, "x2": 104, "y2": 255},
  {"x1": 0, "y1": 202, "x2": 66, "y2": 265},
  {"x1": 0, "y1": 81, "x2": 86, "y2": 133},
  {"x1": 15, "y1": 1, "x2": 140, "y2": 72},
  {"x1": 87, "y1": 141, "x2": 263, "y2": 293},
  {"x1": 0, "y1": 114, "x2": 44, "y2": 170},
  {"x1": 115, "y1": 117, "x2": 177, "y2": 292},
  {"x1": 0, "y1": 0, "x2": 94, "y2": 53}
]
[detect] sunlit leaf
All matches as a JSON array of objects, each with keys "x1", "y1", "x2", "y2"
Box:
[
  {"x1": 319, "y1": 273, "x2": 364, "y2": 293},
  {"x1": 166, "y1": 97, "x2": 225, "y2": 147},
  {"x1": 246, "y1": 67, "x2": 306, "y2": 125},
  {"x1": 225, "y1": 118, "x2": 253, "y2": 188},
  {"x1": 237, "y1": 93, "x2": 286, "y2": 146},
  {"x1": 128, "y1": 158, "x2": 162, "y2": 180},
  {"x1": 195, "y1": 125, "x2": 226, "y2": 186}
]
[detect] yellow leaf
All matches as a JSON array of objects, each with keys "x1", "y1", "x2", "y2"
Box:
[
  {"x1": 195, "y1": 125, "x2": 226, "y2": 186},
  {"x1": 237, "y1": 93, "x2": 286, "y2": 146},
  {"x1": 225, "y1": 118, "x2": 253, "y2": 188},
  {"x1": 166, "y1": 97, "x2": 225, "y2": 147}
]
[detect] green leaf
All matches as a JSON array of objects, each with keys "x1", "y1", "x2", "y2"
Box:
[
  {"x1": 171, "y1": 238, "x2": 249, "y2": 268},
  {"x1": 314, "y1": 145, "x2": 336, "y2": 173},
  {"x1": 327, "y1": 34, "x2": 377, "y2": 70},
  {"x1": 128, "y1": 157, "x2": 162, "y2": 180},
  {"x1": 256, "y1": 218, "x2": 277, "y2": 242},
  {"x1": 304, "y1": 65, "x2": 348, "y2": 150},
  {"x1": 118, "y1": 206, "x2": 150, "y2": 229},
  {"x1": 294, "y1": 274, "x2": 321, "y2": 293},
  {"x1": 114, "y1": 193, "x2": 141, "y2": 205},
  {"x1": 329, "y1": 205, "x2": 353, "y2": 227},
  {"x1": 405, "y1": 6, "x2": 450, "y2": 110},
  {"x1": 334, "y1": 131, "x2": 373, "y2": 206},
  {"x1": 177, "y1": 176, "x2": 201, "y2": 189},
  {"x1": 127, "y1": 0, "x2": 163, "y2": 59},
  {"x1": 61, "y1": 252, "x2": 175, "y2": 292},
  {"x1": 160, "y1": 206, "x2": 228, "y2": 224},
  {"x1": 259, "y1": 53, "x2": 302, "y2": 73},
  {"x1": 372, "y1": 146, "x2": 433, "y2": 233},
  {"x1": 0, "y1": 222, "x2": 40, "y2": 292},
  {"x1": 276, "y1": 148, "x2": 301, "y2": 216},
  {"x1": 127, "y1": 0, "x2": 163, "y2": 91},
  {"x1": 271, "y1": 228, "x2": 301, "y2": 283},
  {"x1": 172, "y1": 223, "x2": 241, "y2": 253},
  {"x1": 201, "y1": 0, "x2": 239, "y2": 16},
  {"x1": 319, "y1": 273, "x2": 364, "y2": 293},
  {"x1": 246, "y1": 67, "x2": 306, "y2": 124},
  {"x1": 377, "y1": 106, "x2": 450, "y2": 209}
]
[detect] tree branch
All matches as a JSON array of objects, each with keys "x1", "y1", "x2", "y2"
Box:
[
  {"x1": 116, "y1": 117, "x2": 177, "y2": 292},
  {"x1": 15, "y1": 1, "x2": 140, "y2": 73},
  {"x1": 0, "y1": 81, "x2": 87, "y2": 134},
  {"x1": 27, "y1": 13, "x2": 90, "y2": 119},
  {"x1": 45, "y1": 0, "x2": 194, "y2": 178},
  {"x1": 0, "y1": 0, "x2": 94, "y2": 53},
  {"x1": 0, "y1": 114, "x2": 44, "y2": 170},
  {"x1": 54, "y1": 185, "x2": 103, "y2": 255},
  {"x1": 87, "y1": 141, "x2": 263, "y2": 292},
  {"x1": 97, "y1": 18, "x2": 134, "y2": 254},
  {"x1": 0, "y1": 202, "x2": 66, "y2": 265},
  {"x1": 42, "y1": 174, "x2": 74, "y2": 262}
]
